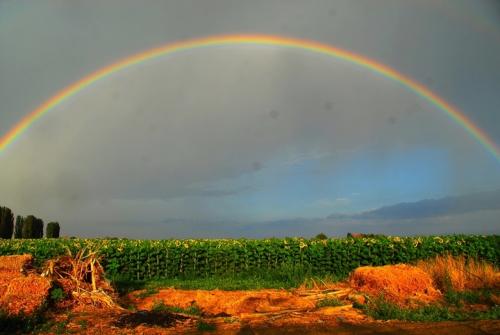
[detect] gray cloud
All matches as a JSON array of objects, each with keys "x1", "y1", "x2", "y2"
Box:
[
  {"x1": 328, "y1": 189, "x2": 500, "y2": 220},
  {"x1": 0, "y1": 1, "x2": 499, "y2": 237}
]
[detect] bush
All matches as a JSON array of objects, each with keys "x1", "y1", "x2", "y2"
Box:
[{"x1": 315, "y1": 233, "x2": 328, "y2": 240}]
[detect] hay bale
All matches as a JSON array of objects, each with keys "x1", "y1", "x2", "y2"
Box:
[
  {"x1": 350, "y1": 264, "x2": 441, "y2": 306},
  {"x1": 0, "y1": 254, "x2": 32, "y2": 272},
  {"x1": 0, "y1": 274, "x2": 51, "y2": 316},
  {"x1": 0, "y1": 255, "x2": 35, "y2": 299}
]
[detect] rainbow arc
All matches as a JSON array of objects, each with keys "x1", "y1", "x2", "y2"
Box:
[{"x1": 0, "y1": 34, "x2": 498, "y2": 162}]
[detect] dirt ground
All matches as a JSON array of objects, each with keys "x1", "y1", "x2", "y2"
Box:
[
  {"x1": 27, "y1": 287, "x2": 497, "y2": 335},
  {"x1": 1, "y1": 255, "x2": 499, "y2": 334}
]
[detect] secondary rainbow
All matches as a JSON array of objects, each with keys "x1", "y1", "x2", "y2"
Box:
[{"x1": 1, "y1": 34, "x2": 498, "y2": 162}]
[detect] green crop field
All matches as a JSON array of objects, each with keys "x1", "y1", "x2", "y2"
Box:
[{"x1": 1, "y1": 235, "x2": 498, "y2": 281}]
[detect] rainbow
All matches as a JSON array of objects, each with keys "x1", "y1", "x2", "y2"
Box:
[{"x1": 0, "y1": 34, "x2": 498, "y2": 162}]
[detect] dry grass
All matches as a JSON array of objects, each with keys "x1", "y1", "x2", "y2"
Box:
[
  {"x1": 297, "y1": 277, "x2": 347, "y2": 291},
  {"x1": 349, "y1": 264, "x2": 441, "y2": 306},
  {"x1": 416, "y1": 254, "x2": 499, "y2": 292}
]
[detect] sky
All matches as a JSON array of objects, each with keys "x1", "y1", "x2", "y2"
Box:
[{"x1": 0, "y1": 0, "x2": 499, "y2": 238}]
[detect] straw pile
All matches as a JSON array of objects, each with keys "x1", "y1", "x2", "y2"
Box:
[
  {"x1": 42, "y1": 248, "x2": 118, "y2": 308},
  {"x1": 0, "y1": 254, "x2": 51, "y2": 316},
  {"x1": 350, "y1": 264, "x2": 441, "y2": 306}
]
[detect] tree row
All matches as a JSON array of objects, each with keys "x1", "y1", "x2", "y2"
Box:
[{"x1": 0, "y1": 206, "x2": 60, "y2": 239}]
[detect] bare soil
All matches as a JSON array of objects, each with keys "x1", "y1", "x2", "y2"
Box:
[
  {"x1": 32, "y1": 291, "x2": 500, "y2": 335},
  {"x1": 1, "y1": 255, "x2": 499, "y2": 334}
]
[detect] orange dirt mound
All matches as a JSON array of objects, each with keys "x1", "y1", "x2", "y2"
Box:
[
  {"x1": 131, "y1": 288, "x2": 317, "y2": 316},
  {"x1": 350, "y1": 264, "x2": 441, "y2": 306}
]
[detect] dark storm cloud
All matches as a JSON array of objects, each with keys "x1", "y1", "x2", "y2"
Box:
[
  {"x1": 0, "y1": 0, "x2": 499, "y2": 237},
  {"x1": 328, "y1": 189, "x2": 500, "y2": 220}
]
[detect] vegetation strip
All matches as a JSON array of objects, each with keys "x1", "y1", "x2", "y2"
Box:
[{"x1": 0, "y1": 235, "x2": 498, "y2": 280}]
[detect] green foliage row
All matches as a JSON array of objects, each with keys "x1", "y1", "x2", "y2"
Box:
[{"x1": 0, "y1": 235, "x2": 498, "y2": 280}]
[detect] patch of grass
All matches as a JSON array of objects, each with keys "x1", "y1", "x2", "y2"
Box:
[
  {"x1": 135, "y1": 287, "x2": 159, "y2": 299},
  {"x1": 111, "y1": 266, "x2": 346, "y2": 294},
  {"x1": 359, "y1": 295, "x2": 500, "y2": 322},
  {"x1": 444, "y1": 289, "x2": 495, "y2": 307},
  {"x1": 316, "y1": 298, "x2": 344, "y2": 308},
  {"x1": 152, "y1": 301, "x2": 202, "y2": 316},
  {"x1": 197, "y1": 320, "x2": 216, "y2": 332}
]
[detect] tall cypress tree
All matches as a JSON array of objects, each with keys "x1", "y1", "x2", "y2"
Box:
[
  {"x1": 0, "y1": 207, "x2": 14, "y2": 239},
  {"x1": 20, "y1": 215, "x2": 44, "y2": 239},
  {"x1": 46, "y1": 222, "x2": 60, "y2": 238},
  {"x1": 22, "y1": 215, "x2": 35, "y2": 238},
  {"x1": 34, "y1": 217, "x2": 44, "y2": 239},
  {"x1": 14, "y1": 215, "x2": 24, "y2": 239}
]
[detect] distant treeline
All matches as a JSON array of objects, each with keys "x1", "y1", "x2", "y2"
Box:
[{"x1": 0, "y1": 206, "x2": 60, "y2": 239}]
